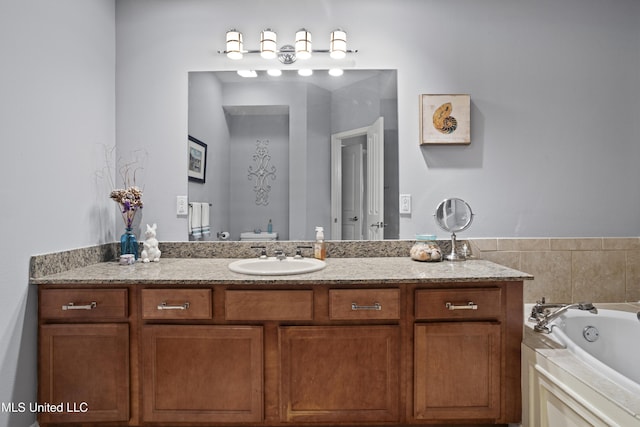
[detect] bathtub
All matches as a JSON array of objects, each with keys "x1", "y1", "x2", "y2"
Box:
[
  {"x1": 547, "y1": 308, "x2": 640, "y2": 395},
  {"x1": 523, "y1": 303, "x2": 640, "y2": 427}
]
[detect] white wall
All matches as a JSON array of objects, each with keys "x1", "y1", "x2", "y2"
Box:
[
  {"x1": 116, "y1": 0, "x2": 640, "y2": 240},
  {"x1": 0, "y1": 1, "x2": 116, "y2": 426}
]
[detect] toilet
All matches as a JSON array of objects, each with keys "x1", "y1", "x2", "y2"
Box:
[{"x1": 239, "y1": 232, "x2": 278, "y2": 242}]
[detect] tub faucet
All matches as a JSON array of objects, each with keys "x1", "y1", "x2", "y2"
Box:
[{"x1": 529, "y1": 297, "x2": 598, "y2": 333}]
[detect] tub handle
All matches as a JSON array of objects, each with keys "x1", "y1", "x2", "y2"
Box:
[{"x1": 445, "y1": 301, "x2": 478, "y2": 311}]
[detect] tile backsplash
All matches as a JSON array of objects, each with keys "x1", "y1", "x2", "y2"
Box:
[{"x1": 469, "y1": 238, "x2": 640, "y2": 303}]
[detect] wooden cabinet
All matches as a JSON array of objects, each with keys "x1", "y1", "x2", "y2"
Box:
[
  {"x1": 38, "y1": 280, "x2": 523, "y2": 427},
  {"x1": 279, "y1": 325, "x2": 400, "y2": 423},
  {"x1": 38, "y1": 289, "x2": 130, "y2": 425},
  {"x1": 414, "y1": 322, "x2": 501, "y2": 420},
  {"x1": 412, "y1": 286, "x2": 521, "y2": 424},
  {"x1": 141, "y1": 325, "x2": 263, "y2": 423}
]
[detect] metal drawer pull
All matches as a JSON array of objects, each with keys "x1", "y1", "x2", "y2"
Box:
[
  {"x1": 157, "y1": 301, "x2": 190, "y2": 310},
  {"x1": 351, "y1": 302, "x2": 381, "y2": 311},
  {"x1": 445, "y1": 301, "x2": 478, "y2": 310},
  {"x1": 62, "y1": 302, "x2": 97, "y2": 311}
]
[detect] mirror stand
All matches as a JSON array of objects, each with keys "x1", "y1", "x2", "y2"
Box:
[
  {"x1": 445, "y1": 232, "x2": 464, "y2": 261},
  {"x1": 434, "y1": 198, "x2": 474, "y2": 262}
]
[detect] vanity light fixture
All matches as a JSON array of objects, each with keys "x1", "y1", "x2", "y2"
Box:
[
  {"x1": 235, "y1": 69, "x2": 345, "y2": 78},
  {"x1": 222, "y1": 28, "x2": 356, "y2": 64},
  {"x1": 295, "y1": 28, "x2": 312, "y2": 60},
  {"x1": 329, "y1": 29, "x2": 347, "y2": 59},
  {"x1": 260, "y1": 29, "x2": 277, "y2": 59},
  {"x1": 237, "y1": 70, "x2": 257, "y2": 78},
  {"x1": 225, "y1": 29, "x2": 243, "y2": 60}
]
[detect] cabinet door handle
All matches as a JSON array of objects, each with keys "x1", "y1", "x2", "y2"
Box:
[
  {"x1": 157, "y1": 301, "x2": 190, "y2": 310},
  {"x1": 351, "y1": 302, "x2": 381, "y2": 311},
  {"x1": 445, "y1": 301, "x2": 478, "y2": 310},
  {"x1": 62, "y1": 301, "x2": 97, "y2": 310}
]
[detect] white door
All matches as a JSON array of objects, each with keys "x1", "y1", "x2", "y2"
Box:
[
  {"x1": 341, "y1": 142, "x2": 363, "y2": 240},
  {"x1": 331, "y1": 117, "x2": 384, "y2": 240}
]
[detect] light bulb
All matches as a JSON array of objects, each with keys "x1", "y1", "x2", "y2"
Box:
[
  {"x1": 330, "y1": 29, "x2": 347, "y2": 59},
  {"x1": 260, "y1": 29, "x2": 277, "y2": 59},
  {"x1": 295, "y1": 29, "x2": 312, "y2": 60},
  {"x1": 226, "y1": 30, "x2": 243, "y2": 60}
]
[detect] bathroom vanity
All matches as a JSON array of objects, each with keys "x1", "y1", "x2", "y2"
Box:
[{"x1": 33, "y1": 256, "x2": 531, "y2": 426}]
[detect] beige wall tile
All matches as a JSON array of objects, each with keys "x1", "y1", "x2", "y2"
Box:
[
  {"x1": 550, "y1": 238, "x2": 602, "y2": 251},
  {"x1": 520, "y1": 251, "x2": 572, "y2": 304},
  {"x1": 478, "y1": 251, "x2": 520, "y2": 270},
  {"x1": 572, "y1": 251, "x2": 626, "y2": 302},
  {"x1": 603, "y1": 238, "x2": 640, "y2": 251},
  {"x1": 465, "y1": 237, "x2": 639, "y2": 304},
  {"x1": 468, "y1": 238, "x2": 497, "y2": 252},
  {"x1": 497, "y1": 238, "x2": 550, "y2": 252},
  {"x1": 626, "y1": 250, "x2": 640, "y2": 302}
]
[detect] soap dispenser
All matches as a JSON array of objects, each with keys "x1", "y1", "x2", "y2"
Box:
[{"x1": 314, "y1": 226, "x2": 326, "y2": 260}]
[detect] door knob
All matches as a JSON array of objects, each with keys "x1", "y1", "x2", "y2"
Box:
[{"x1": 370, "y1": 222, "x2": 387, "y2": 228}]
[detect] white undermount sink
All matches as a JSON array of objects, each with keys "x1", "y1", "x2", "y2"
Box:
[{"x1": 228, "y1": 257, "x2": 326, "y2": 276}]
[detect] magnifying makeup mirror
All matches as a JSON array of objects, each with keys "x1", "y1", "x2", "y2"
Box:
[{"x1": 434, "y1": 198, "x2": 474, "y2": 261}]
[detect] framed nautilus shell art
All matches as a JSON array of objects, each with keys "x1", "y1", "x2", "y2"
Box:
[{"x1": 419, "y1": 94, "x2": 470, "y2": 145}]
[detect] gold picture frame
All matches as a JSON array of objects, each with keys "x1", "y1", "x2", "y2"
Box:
[{"x1": 420, "y1": 94, "x2": 470, "y2": 145}]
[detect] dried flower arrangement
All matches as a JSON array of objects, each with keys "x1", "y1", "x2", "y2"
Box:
[
  {"x1": 110, "y1": 186, "x2": 143, "y2": 229},
  {"x1": 102, "y1": 146, "x2": 147, "y2": 229}
]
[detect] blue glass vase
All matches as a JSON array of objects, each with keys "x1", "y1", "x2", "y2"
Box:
[{"x1": 120, "y1": 227, "x2": 138, "y2": 260}]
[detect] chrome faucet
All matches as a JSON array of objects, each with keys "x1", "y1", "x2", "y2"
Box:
[
  {"x1": 274, "y1": 249, "x2": 287, "y2": 260},
  {"x1": 529, "y1": 297, "x2": 597, "y2": 333},
  {"x1": 251, "y1": 245, "x2": 267, "y2": 258}
]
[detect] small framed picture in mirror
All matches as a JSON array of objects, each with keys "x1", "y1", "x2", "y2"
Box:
[
  {"x1": 188, "y1": 135, "x2": 207, "y2": 183},
  {"x1": 420, "y1": 94, "x2": 470, "y2": 145}
]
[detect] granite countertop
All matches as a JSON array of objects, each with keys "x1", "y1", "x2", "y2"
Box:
[{"x1": 31, "y1": 257, "x2": 533, "y2": 286}]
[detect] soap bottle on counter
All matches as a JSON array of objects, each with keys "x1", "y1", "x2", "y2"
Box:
[
  {"x1": 267, "y1": 219, "x2": 273, "y2": 233},
  {"x1": 314, "y1": 226, "x2": 326, "y2": 260}
]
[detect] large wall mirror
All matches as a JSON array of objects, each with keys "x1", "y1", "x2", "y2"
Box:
[{"x1": 188, "y1": 69, "x2": 398, "y2": 241}]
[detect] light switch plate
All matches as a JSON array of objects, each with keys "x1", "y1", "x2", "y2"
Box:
[
  {"x1": 176, "y1": 196, "x2": 188, "y2": 215},
  {"x1": 399, "y1": 194, "x2": 411, "y2": 214}
]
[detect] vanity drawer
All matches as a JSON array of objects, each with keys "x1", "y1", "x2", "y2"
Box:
[
  {"x1": 142, "y1": 289, "x2": 212, "y2": 320},
  {"x1": 329, "y1": 289, "x2": 400, "y2": 320},
  {"x1": 225, "y1": 290, "x2": 314, "y2": 321},
  {"x1": 40, "y1": 289, "x2": 128, "y2": 320},
  {"x1": 415, "y1": 288, "x2": 502, "y2": 320}
]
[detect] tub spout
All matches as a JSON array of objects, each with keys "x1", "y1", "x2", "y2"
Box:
[{"x1": 530, "y1": 297, "x2": 597, "y2": 333}]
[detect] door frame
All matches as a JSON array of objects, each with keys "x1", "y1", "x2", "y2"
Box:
[{"x1": 331, "y1": 117, "x2": 384, "y2": 240}]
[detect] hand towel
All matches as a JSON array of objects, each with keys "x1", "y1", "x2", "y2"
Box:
[
  {"x1": 201, "y1": 203, "x2": 210, "y2": 236},
  {"x1": 189, "y1": 202, "x2": 203, "y2": 238}
]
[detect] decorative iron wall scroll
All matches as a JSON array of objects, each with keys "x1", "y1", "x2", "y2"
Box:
[
  {"x1": 248, "y1": 139, "x2": 277, "y2": 205},
  {"x1": 420, "y1": 94, "x2": 471, "y2": 145}
]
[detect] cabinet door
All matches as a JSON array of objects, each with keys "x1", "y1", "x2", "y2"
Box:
[
  {"x1": 39, "y1": 324, "x2": 129, "y2": 424},
  {"x1": 279, "y1": 326, "x2": 400, "y2": 423},
  {"x1": 142, "y1": 325, "x2": 263, "y2": 423},
  {"x1": 414, "y1": 322, "x2": 501, "y2": 421}
]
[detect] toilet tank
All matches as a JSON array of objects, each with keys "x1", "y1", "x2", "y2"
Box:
[{"x1": 240, "y1": 232, "x2": 278, "y2": 242}]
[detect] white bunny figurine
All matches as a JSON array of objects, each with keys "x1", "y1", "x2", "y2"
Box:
[{"x1": 141, "y1": 223, "x2": 161, "y2": 263}]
